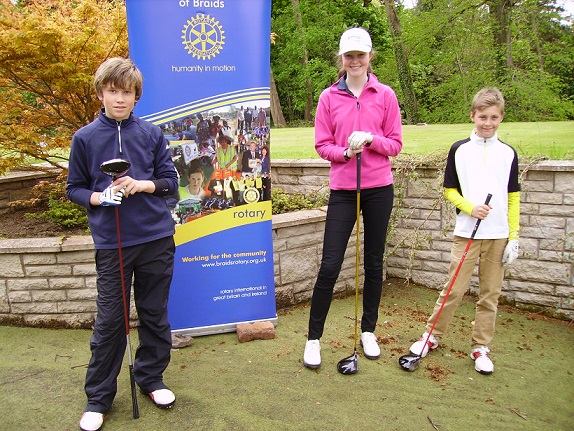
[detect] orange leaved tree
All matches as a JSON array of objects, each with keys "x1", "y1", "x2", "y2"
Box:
[{"x1": 0, "y1": 0, "x2": 128, "y2": 175}]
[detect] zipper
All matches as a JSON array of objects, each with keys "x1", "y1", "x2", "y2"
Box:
[{"x1": 117, "y1": 121, "x2": 123, "y2": 154}]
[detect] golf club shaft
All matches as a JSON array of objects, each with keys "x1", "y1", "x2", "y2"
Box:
[
  {"x1": 353, "y1": 153, "x2": 361, "y2": 351},
  {"x1": 115, "y1": 205, "x2": 140, "y2": 419},
  {"x1": 418, "y1": 193, "x2": 492, "y2": 356}
]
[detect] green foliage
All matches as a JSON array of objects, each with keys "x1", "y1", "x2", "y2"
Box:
[
  {"x1": 12, "y1": 175, "x2": 89, "y2": 230},
  {"x1": 31, "y1": 199, "x2": 89, "y2": 229},
  {"x1": 271, "y1": 187, "x2": 329, "y2": 215}
]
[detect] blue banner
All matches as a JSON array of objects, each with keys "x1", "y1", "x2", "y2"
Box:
[{"x1": 125, "y1": 0, "x2": 276, "y2": 335}]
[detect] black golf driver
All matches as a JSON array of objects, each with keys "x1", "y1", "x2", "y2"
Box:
[
  {"x1": 100, "y1": 159, "x2": 140, "y2": 419},
  {"x1": 337, "y1": 153, "x2": 361, "y2": 375},
  {"x1": 399, "y1": 193, "x2": 492, "y2": 372}
]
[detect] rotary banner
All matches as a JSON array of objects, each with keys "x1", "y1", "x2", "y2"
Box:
[{"x1": 125, "y1": 0, "x2": 276, "y2": 336}]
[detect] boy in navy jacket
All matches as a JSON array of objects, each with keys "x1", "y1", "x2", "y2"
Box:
[{"x1": 67, "y1": 57, "x2": 179, "y2": 431}]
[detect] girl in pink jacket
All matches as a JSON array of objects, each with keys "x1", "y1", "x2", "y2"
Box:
[{"x1": 304, "y1": 27, "x2": 403, "y2": 369}]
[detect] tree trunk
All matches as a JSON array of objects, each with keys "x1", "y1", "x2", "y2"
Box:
[
  {"x1": 384, "y1": 0, "x2": 419, "y2": 124},
  {"x1": 292, "y1": 0, "x2": 314, "y2": 121},
  {"x1": 488, "y1": 0, "x2": 515, "y2": 75},
  {"x1": 270, "y1": 70, "x2": 287, "y2": 127}
]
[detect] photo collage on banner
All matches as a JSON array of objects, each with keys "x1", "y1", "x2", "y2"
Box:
[{"x1": 126, "y1": 0, "x2": 276, "y2": 335}]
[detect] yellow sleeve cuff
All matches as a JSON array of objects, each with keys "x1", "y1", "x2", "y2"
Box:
[
  {"x1": 508, "y1": 191, "x2": 520, "y2": 240},
  {"x1": 444, "y1": 188, "x2": 474, "y2": 216}
]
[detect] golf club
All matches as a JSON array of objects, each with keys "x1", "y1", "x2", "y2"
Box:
[
  {"x1": 337, "y1": 153, "x2": 361, "y2": 375},
  {"x1": 100, "y1": 159, "x2": 139, "y2": 419},
  {"x1": 399, "y1": 193, "x2": 493, "y2": 372}
]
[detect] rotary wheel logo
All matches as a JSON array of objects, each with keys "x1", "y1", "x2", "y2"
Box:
[
  {"x1": 243, "y1": 187, "x2": 260, "y2": 204},
  {"x1": 181, "y1": 14, "x2": 225, "y2": 60}
]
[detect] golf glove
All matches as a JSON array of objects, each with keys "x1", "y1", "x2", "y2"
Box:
[
  {"x1": 347, "y1": 131, "x2": 372, "y2": 150},
  {"x1": 502, "y1": 239, "x2": 519, "y2": 265},
  {"x1": 98, "y1": 185, "x2": 124, "y2": 206}
]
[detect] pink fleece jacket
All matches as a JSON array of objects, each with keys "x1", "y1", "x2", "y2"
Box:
[{"x1": 314, "y1": 73, "x2": 403, "y2": 190}]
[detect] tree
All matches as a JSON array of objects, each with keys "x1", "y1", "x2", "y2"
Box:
[
  {"x1": 383, "y1": 0, "x2": 419, "y2": 124},
  {"x1": 0, "y1": 0, "x2": 128, "y2": 175}
]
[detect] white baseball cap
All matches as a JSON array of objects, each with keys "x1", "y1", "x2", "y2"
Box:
[{"x1": 338, "y1": 27, "x2": 372, "y2": 55}]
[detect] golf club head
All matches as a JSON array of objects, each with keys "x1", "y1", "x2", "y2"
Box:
[
  {"x1": 398, "y1": 353, "x2": 421, "y2": 371},
  {"x1": 337, "y1": 351, "x2": 358, "y2": 375},
  {"x1": 100, "y1": 159, "x2": 131, "y2": 180}
]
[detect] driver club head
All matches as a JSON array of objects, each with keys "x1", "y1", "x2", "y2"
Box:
[
  {"x1": 398, "y1": 353, "x2": 421, "y2": 371},
  {"x1": 100, "y1": 158, "x2": 131, "y2": 179},
  {"x1": 337, "y1": 351, "x2": 358, "y2": 375}
]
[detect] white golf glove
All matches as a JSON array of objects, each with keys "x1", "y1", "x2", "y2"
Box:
[
  {"x1": 98, "y1": 185, "x2": 124, "y2": 206},
  {"x1": 347, "y1": 131, "x2": 373, "y2": 150},
  {"x1": 502, "y1": 239, "x2": 519, "y2": 265}
]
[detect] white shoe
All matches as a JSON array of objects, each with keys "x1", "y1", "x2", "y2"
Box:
[
  {"x1": 303, "y1": 339, "x2": 321, "y2": 368},
  {"x1": 360, "y1": 332, "x2": 381, "y2": 359},
  {"x1": 471, "y1": 346, "x2": 494, "y2": 374},
  {"x1": 409, "y1": 332, "x2": 439, "y2": 357},
  {"x1": 79, "y1": 412, "x2": 104, "y2": 431},
  {"x1": 148, "y1": 388, "x2": 176, "y2": 408}
]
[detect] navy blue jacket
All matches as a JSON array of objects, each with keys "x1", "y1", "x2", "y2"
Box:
[{"x1": 67, "y1": 109, "x2": 178, "y2": 249}]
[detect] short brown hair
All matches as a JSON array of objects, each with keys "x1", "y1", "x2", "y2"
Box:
[
  {"x1": 471, "y1": 87, "x2": 505, "y2": 116},
  {"x1": 93, "y1": 57, "x2": 144, "y2": 100}
]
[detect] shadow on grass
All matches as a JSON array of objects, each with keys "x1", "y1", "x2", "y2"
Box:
[{"x1": 1, "y1": 280, "x2": 573, "y2": 431}]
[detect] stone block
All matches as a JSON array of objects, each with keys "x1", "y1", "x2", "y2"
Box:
[
  {"x1": 73, "y1": 263, "x2": 97, "y2": 276},
  {"x1": 23, "y1": 253, "x2": 57, "y2": 265},
  {"x1": 236, "y1": 321, "x2": 275, "y2": 342},
  {"x1": 280, "y1": 247, "x2": 319, "y2": 284},
  {"x1": 0, "y1": 255, "x2": 24, "y2": 277},
  {"x1": 8, "y1": 278, "x2": 49, "y2": 291},
  {"x1": 25, "y1": 265, "x2": 72, "y2": 277}
]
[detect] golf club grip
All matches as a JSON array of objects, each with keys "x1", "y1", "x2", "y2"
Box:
[
  {"x1": 129, "y1": 365, "x2": 140, "y2": 419},
  {"x1": 470, "y1": 194, "x2": 492, "y2": 239}
]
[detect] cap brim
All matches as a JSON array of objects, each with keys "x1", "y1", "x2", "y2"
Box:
[{"x1": 339, "y1": 43, "x2": 372, "y2": 55}]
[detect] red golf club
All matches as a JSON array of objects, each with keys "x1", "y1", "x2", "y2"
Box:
[
  {"x1": 100, "y1": 159, "x2": 139, "y2": 419},
  {"x1": 399, "y1": 193, "x2": 492, "y2": 371}
]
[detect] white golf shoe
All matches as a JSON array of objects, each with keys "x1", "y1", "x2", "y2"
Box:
[
  {"x1": 303, "y1": 339, "x2": 321, "y2": 368},
  {"x1": 148, "y1": 388, "x2": 176, "y2": 408},
  {"x1": 79, "y1": 412, "x2": 104, "y2": 431},
  {"x1": 360, "y1": 332, "x2": 381, "y2": 359},
  {"x1": 409, "y1": 332, "x2": 439, "y2": 357},
  {"x1": 471, "y1": 346, "x2": 494, "y2": 374}
]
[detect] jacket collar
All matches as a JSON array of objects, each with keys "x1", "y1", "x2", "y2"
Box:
[
  {"x1": 97, "y1": 108, "x2": 133, "y2": 127},
  {"x1": 470, "y1": 129, "x2": 499, "y2": 145},
  {"x1": 336, "y1": 72, "x2": 379, "y2": 94}
]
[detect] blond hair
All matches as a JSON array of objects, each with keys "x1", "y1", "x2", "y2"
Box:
[
  {"x1": 93, "y1": 57, "x2": 143, "y2": 101},
  {"x1": 471, "y1": 87, "x2": 505, "y2": 116}
]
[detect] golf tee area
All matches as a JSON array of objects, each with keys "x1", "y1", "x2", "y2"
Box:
[{"x1": 1, "y1": 280, "x2": 572, "y2": 430}]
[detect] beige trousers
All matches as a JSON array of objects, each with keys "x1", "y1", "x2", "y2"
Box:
[{"x1": 426, "y1": 236, "x2": 507, "y2": 349}]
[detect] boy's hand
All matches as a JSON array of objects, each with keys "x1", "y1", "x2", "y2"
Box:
[
  {"x1": 98, "y1": 185, "x2": 124, "y2": 206},
  {"x1": 471, "y1": 203, "x2": 492, "y2": 220},
  {"x1": 347, "y1": 131, "x2": 372, "y2": 150},
  {"x1": 502, "y1": 239, "x2": 519, "y2": 265}
]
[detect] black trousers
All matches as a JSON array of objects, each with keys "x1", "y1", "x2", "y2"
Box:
[
  {"x1": 85, "y1": 236, "x2": 175, "y2": 413},
  {"x1": 308, "y1": 185, "x2": 394, "y2": 340}
]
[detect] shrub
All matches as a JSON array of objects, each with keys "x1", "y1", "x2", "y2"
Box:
[{"x1": 271, "y1": 187, "x2": 329, "y2": 214}]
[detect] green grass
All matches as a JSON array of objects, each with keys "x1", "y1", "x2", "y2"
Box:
[
  {"x1": 0, "y1": 280, "x2": 574, "y2": 431},
  {"x1": 1, "y1": 281, "x2": 573, "y2": 430},
  {"x1": 270, "y1": 121, "x2": 574, "y2": 160}
]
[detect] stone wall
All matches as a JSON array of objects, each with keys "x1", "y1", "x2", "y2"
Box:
[
  {"x1": 0, "y1": 159, "x2": 572, "y2": 327},
  {"x1": 0, "y1": 167, "x2": 58, "y2": 213}
]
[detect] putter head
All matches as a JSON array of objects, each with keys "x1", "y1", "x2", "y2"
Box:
[
  {"x1": 398, "y1": 353, "x2": 421, "y2": 371},
  {"x1": 337, "y1": 351, "x2": 358, "y2": 375},
  {"x1": 100, "y1": 159, "x2": 131, "y2": 179}
]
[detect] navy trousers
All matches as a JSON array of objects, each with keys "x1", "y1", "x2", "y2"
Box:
[
  {"x1": 84, "y1": 235, "x2": 175, "y2": 413},
  {"x1": 308, "y1": 185, "x2": 394, "y2": 340}
]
